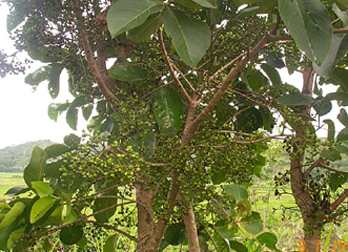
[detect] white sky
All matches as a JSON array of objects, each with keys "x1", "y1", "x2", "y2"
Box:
[{"x1": 0, "y1": 7, "x2": 342, "y2": 149}]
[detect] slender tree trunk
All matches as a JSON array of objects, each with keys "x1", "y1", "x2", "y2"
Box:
[
  {"x1": 183, "y1": 205, "x2": 201, "y2": 252},
  {"x1": 289, "y1": 68, "x2": 323, "y2": 252},
  {"x1": 136, "y1": 184, "x2": 155, "y2": 252}
]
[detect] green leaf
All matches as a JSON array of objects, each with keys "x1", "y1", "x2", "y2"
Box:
[
  {"x1": 338, "y1": 108, "x2": 348, "y2": 126},
  {"x1": 31, "y1": 181, "x2": 54, "y2": 197},
  {"x1": 321, "y1": 148, "x2": 341, "y2": 161},
  {"x1": 82, "y1": 105, "x2": 94, "y2": 121},
  {"x1": 224, "y1": 184, "x2": 248, "y2": 203},
  {"x1": 103, "y1": 235, "x2": 119, "y2": 252},
  {"x1": 313, "y1": 99, "x2": 332, "y2": 116},
  {"x1": 5, "y1": 187, "x2": 29, "y2": 196},
  {"x1": 163, "y1": 8, "x2": 211, "y2": 67},
  {"x1": 235, "y1": 107, "x2": 263, "y2": 133},
  {"x1": 191, "y1": 0, "x2": 217, "y2": 8},
  {"x1": 0, "y1": 202, "x2": 25, "y2": 230},
  {"x1": 48, "y1": 103, "x2": 70, "y2": 122},
  {"x1": 324, "y1": 119, "x2": 335, "y2": 142},
  {"x1": 7, "y1": 227, "x2": 25, "y2": 250},
  {"x1": 107, "y1": 0, "x2": 163, "y2": 38},
  {"x1": 93, "y1": 180, "x2": 118, "y2": 223},
  {"x1": 128, "y1": 14, "x2": 162, "y2": 42},
  {"x1": 261, "y1": 64, "x2": 282, "y2": 86},
  {"x1": 278, "y1": 0, "x2": 332, "y2": 64},
  {"x1": 153, "y1": 87, "x2": 185, "y2": 136},
  {"x1": 23, "y1": 147, "x2": 47, "y2": 187},
  {"x1": 108, "y1": 63, "x2": 149, "y2": 82},
  {"x1": 24, "y1": 66, "x2": 49, "y2": 86},
  {"x1": 30, "y1": 196, "x2": 57, "y2": 224},
  {"x1": 337, "y1": 128, "x2": 348, "y2": 142},
  {"x1": 240, "y1": 212, "x2": 263, "y2": 235},
  {"x1": 278, "y1": 93, "x2": 314, "y2": 106},
  {"x1": 66, "y1": 106, "x2": 78, "y2": 130},
  {"x1": 329, "y1": 174, "x2": 348, "y2": 191},
  {"x1": 48, "y1": 64, "x2": 63, "y2": 98},
  {"x1": 164, "y1": 223, "x2": 185, "y2": 245},
  {"x1": 60, "y1": 225, "x2": 84, "y2": 245},
  {"x1": 244, "y1": 68, "x2": 269, "y2": 91},
  {"x1": 330, "y1": 68, "x2": 348, "y2": 92},
  {"x1": 45, "y1": 144, "x2": 70, "y2": 159},
  {"x1": 257, "y1": 232, "x2": 278, "y2": 250},
  {"x1": 64, "y1": 134, "x2": 81, "y2": 148},
  {"x1": 230, "y1": 241, "x2": 248, "y2": 252}
]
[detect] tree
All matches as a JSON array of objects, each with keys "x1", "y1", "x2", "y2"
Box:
[{"x1": 1, "y1": 0, "x2": 348, "y2": 251}]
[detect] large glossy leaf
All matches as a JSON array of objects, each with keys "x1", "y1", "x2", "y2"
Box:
[
  {"x1": 45, "y1": 144, "x2": 70, "y2": 159},
  {"x1": 163, "y1": 8, "x2": 211, "y2": 67},
  {"x1": 0, "y1": 202, "x2": 25, "y2": 230},
  {"x1": 128, "y1": 14, "x2": 162, "y2": 42},
  {"x1": 278, "y1": 0, "x2": 332, "y2": 64},
  {"x1": 31, "y1": 181, "x2": 54, "y2": 198},
  {"x1": 108, "y1": 63, "x2": 148, "y2": 82},
  {"x1": 23, "y1": 147, "x2": 47, "y2": 187},
  {"x1": 30, "y1": 196, "x2": 57, "y2": 224},
  {"x1": 153, "y1": 87, "x2": 185, "y2": 136},
  {"x1": 107, "y1": 0, "x2": 163, "y2": 38}
]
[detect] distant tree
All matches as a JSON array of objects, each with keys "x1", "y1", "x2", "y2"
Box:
[{"x1": 1, "y1": 0, "x2": 348, "y2": 251}]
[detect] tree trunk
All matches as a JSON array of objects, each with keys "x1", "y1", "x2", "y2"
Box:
[
  {"x1": 303, "y1": 225, "x2": 322, "y2": 252},
  {"x1": 183, "y1": 205, "x2": 201, "y2": 252},
  {"x1": 136, "y1": 184, "x2": 156, "y2": 252}
]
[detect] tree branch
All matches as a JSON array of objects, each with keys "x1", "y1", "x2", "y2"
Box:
[
  {"x1": 159, "y1": 29, "x2": 192, "y2": 103},
  {"x1": 72, "y1": 0, "x2": 118, "y2": 105},
  {"x1": 331, "y1": 189, "x2": 348, "y2": 211}
]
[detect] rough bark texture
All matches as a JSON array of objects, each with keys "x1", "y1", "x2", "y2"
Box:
[{"x1": 303, "y1": 227, "x2": 321, "y2": 252}]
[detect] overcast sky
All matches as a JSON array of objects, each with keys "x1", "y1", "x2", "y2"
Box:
[{"x1": 0, "y1": 7, "x2": 341, "y2": 149}]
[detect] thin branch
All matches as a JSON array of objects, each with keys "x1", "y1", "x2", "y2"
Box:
[
  {"x1": 331, "y1": 189, "x2": 348, "y2": 211},
  {"x1": 159, "y1": 29, "x2": 192, "y2": 103},
  {"x1": 187, "y1": 34, "x2": 270, "y2": 136},
  {"x1": 72, "y1": 0, "x2": 118, "y2": 105},
  {"x1": 209, "y1": 53, "x2": 245, "y2": 82}
]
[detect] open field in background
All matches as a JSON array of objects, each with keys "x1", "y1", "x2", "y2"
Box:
[
  {"x1": 0, "y1": 172, "x2": 25, "y2": 198},
  {"x1": 0, "y1": 171, "x2": 348, "y2": 251}
]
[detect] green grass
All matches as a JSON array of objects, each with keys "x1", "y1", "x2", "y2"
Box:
[{"x1": 0, "y1": 172, "x2": 25, "y2": 198}]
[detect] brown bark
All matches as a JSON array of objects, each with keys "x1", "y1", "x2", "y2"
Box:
[
  {"x1": 183, "y1": 206, "x2": 201, "y2": 252},
  {"x1": 303, "y1": 225, "x2": 321, "y2": 252},
  {"x1": 136, "y1": 184, "x2": 155, "y2": 252},
  {"x1": 289, "y1": 68, "x2": 323, "y2": 252}
]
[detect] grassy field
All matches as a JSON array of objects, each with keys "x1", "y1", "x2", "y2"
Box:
[{"x1": 0, "y1": 172, "x2": 25, "y2": 198}]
